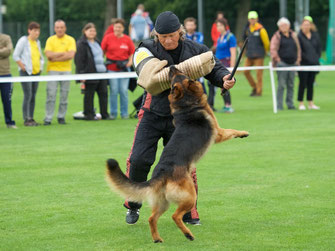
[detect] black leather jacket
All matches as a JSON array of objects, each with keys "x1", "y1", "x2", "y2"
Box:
[
  {"x1": 75, "y1": 36, "x2": 104, "y2": 84},
  {"x1": 139, "y1": 38, "x2": 230, "y2": 116},
  {"x1": 298, "y1": 31, "x2": 321, "y2": 66}
]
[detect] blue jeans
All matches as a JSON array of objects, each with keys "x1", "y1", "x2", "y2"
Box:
[
  {"x1": 0, "y1": 74, "x2": 15, "y2": 125},
  {"x1": 108, "y1": 70, "x2": 129, "y2": 118}
]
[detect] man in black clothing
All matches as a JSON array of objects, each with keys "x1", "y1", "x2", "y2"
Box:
[{"x1": 124, "y1": 11, "x2": 235, "y2": 225}]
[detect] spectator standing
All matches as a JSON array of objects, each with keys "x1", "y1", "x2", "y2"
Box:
[
  {"x1": 13, "y1": 22, "x2": 44, "y2": 126},
  {"x1": 215, "y1": 18, "x2": 236, "y2": 113},
  {"x1": 209, "y1": 12, "x2": 228, "y2": 111},
  {"x1": 297, "y1": 16, "x2": 321, "y2": 110},
  {"x1": 270, "y1": 17, "x2": 301, "y2": 110},
  {"x1": 184, "y1": 17, "x2": 204, "y2": 44},
  {"x1": 44, "y1": 20, "x2": 76, "y2": 125},
  {"x1": 0, "y1": 33, "x2": 16, "y2": 129},
  {"x1": 184, "y1": 17, "x2": 206, "y2": 93},
  {"x1": 129, "y1": 9, "x2": 149, "y2": 44},
  {"x1": 133, "y1": 4, "x2": 154, "y2": 31},
  {"x1": 124, "y1": 11, "x2": 235, "y2": 226},
  {"x1": 101, "y1": 18, "x2": 135, "y2": 119},
  {"x1": 243, "y1": 11, "x2": 270, "y2": 97},
  {"x1": 75, "y1": 23, "x2": 109, "y2": 120},
  {"x1": 211, "y1": 11, "x2": 225, "y2": 48}
]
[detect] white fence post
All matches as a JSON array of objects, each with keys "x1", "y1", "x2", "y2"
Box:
[{"x1": 269, "y1": 62, "x2": 278, "y2": 114}]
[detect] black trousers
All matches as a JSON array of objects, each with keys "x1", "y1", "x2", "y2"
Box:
[
  {"x1": 207, "y1": 82, "x2": 231, "y2": 107},
  {"x1": 0, "y1": 75, "x2": 15, "y2": 125},
  {"x1": 207, "y1": 82, "x2": 216, "y2": 108},
  {"x1": 83, "y1": 80, "x2": 108, "y2": 119},
  {"x1": 298, "y1": 71, "x2": 316, "y2": 101},
  {"x1": 125, "y1": 110, "x2": 175, "y2": 209}
]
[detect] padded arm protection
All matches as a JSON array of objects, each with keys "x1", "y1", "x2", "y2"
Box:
[{"x1": 133, "y1": 48, "x2": 215, "y2": 95}]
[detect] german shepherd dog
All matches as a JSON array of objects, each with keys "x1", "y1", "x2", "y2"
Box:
[{"x1": 106, "y1": 66, "x2": 249, "y2": 243}]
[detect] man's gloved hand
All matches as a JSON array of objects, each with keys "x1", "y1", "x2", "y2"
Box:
[
  {"x1": 134, "y1": 48, "x2": 215, "y2": 95},
  {"x1": 137, "y1": 58, "x2": 170, "y2": 95}
]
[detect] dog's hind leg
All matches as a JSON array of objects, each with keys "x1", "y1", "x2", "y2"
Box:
[
  {"x1": 148, "y1": 199, "x2": 169, "y2": 243},
  {"x1": 172, "y1": 201, "x2": 195, "y2": 241},
  {"x1": 215, "y1": 128, "x2": 249, "y2": 143},
  {"x1": 167, "y1": 178, "x2": 196, "y2": 241}
]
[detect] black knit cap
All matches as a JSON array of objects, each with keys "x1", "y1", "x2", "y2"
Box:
[{"x1": 155, "y1": 11, "x2": 181, "y2": 34}]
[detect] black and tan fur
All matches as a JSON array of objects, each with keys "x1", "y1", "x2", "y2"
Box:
[{"x1": 106, "y1": 66, "x2": 249, "y2": 243}]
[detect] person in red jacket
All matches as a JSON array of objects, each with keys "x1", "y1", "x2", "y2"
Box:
[
  {"x1": 101, "y1": 18, "x2": 135, "y2": 119},
  {"x1": 211, "y1": 11, "x2": 230, "y2": 48}
]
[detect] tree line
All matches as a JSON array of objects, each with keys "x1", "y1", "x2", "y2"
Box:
[{"x1": 4, "y1": 0, "x2": 329, "y2": 48}]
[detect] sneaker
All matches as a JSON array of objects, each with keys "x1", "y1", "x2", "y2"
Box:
[
  {"x1": 121, "y1": 115, "x2": 129, "y2": 120},
  {"x1": 299, "y1": 105, "x2": 306, "y2": 110},
  {"x1": 44, "y1": 121, "x2": 51, "y2": 126},
  {"x1": 109, "y1": 115, "x2": 116, "y2": 120},
  {"x1": 182, "y1": 212, "x2": 201, "y2": 225},
  {"x1": 84, "y1": 116, "x2": 98, "y2": 121},
  {"x1": 126, "y1": 209, "x2": 140, "y2": 224},
  {"x1": 288, "y1": 106, "x2": 296, "y2": 110},
  {"x1": 24, "y1": 119, "x2": 34, "y2": 126},
  {"x1": 308, "y1": 104, "x2": 320, "y2": 110},
  {"x1": 7, "y1": 124, "x2": 18, "y2": 129},
  {"x1": 58, "y1": 118, "x2": 66, "y2": 124},
  {"x1": 223, "y1": 106, "x2": 234, "y2": 113},
  {"x1": 30, "y1": 119, "x2": 40, "y2": 126}
]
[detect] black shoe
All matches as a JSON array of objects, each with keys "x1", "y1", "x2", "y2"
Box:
[
  {"x1": 126, "y1": 209, "x2": 140, "y2": 224},
  {"x1": 44, "y1": 121, "x2": 51, "y2": 126},
  {"x1": 24, "y1": 119, "x2": 34, "y2": 126},
  {"x1": 58, "y1": 118, "x2": 66, "y2": 124},
  {"x1": 30, "y1": 119, "x2": 40, "y2": 126},
  {"x1": 182, "y1": 212, "x2": 201, "y2": 225},
  {"x1": 84, "y1": 116, "x2": 98, "y2": 121}
]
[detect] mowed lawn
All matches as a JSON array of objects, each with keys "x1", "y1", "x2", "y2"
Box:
[{"x1": 1, "y1": 62, "x2": 335, "y2": 250}]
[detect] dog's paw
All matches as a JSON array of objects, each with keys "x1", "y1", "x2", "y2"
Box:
[
  {"x1": 153, "y1": 238, "x2": 164, "y2": 243},
  {"x1": 185, "y1": 233, "x2": 195, "y2": 241},
  {"x1": 238, "y1": 131, "x2": 249, "y2": 138}
]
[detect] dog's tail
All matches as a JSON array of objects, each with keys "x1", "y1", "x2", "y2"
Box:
[{"x1": 106, "y1": 159, "x2": 152, "y2": 203}]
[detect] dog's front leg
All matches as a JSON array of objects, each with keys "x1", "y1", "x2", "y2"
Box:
[{"x1": 215, "y1": 128, "x2": 249, "y2": 143}]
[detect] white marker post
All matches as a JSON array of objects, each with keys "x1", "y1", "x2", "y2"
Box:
[{"x1": 269, "y1": 62, "x2": 278, "y2": 114}]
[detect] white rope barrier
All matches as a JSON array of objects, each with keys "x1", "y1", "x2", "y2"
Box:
[
  {"x1": 0, "y1": 66, "x2": 270, "y2": 83},
  {"x1": 274, "y1": 65, "x2": 335, "y2": 71},
  {"x1": 0, "y1": 64, "x2": 334, "y2": 114},
  {"x1": 0, "y1": 72, "x2": 137, "y2": 83},
  {"x1": 0, "y1": 64, "x2": 333, "y2": 83}
]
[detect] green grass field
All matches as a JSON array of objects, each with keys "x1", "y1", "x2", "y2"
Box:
[{"x1": 1, "y1": 59, "x2": 335, "y2": 250}]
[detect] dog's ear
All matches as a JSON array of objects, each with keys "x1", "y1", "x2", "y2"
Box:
[
  {"x1": 171, "y1": 82, "x2": 184, "y2": 99},
  {"x1": 187, "y1": 80, "x2": 203, "y2": 97},
  {"x1": 169, "y1": 65, "x2": 182, "y2": 81}
]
